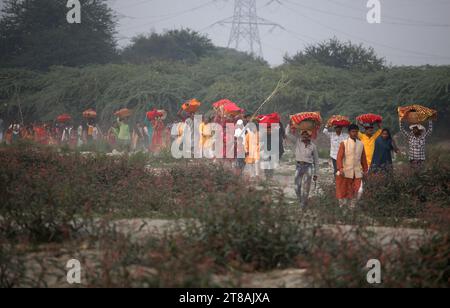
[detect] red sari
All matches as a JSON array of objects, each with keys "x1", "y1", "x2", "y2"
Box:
[
  {"x1": 34, "y1": 126, "x2": 48, "y2": 145},
  {"x1": 151, "y1": 120, "x2": 166, "y2": 153}
]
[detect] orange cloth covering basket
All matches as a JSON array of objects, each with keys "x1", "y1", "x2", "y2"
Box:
[
  {"x1": 290, "y1": 112, "x2": 322, "y2": 139},
  {"x1": 222, "y1": 102, "x2": 243, "y2": 116},
  {"x1": 83, "y1": 109, "x2": 97, "y2": 119},
  {"x1": 356, "y1": 114, "x2": 383, "y2": 125},
  {"x1": 212, "y1": 99, "x2": 234, "y2": 109},
  {"x1": 212, "y1": 99, "x2": 243, "y2": 116},
  {"x1": 291, "y1": 112, "x2": 322, "y2": 127},
  {"x1": 182, "y1": 99, "x2": 201, "y2": 113},
  {"x1": 114, "y1": 108, "x2": 132, "y2": 119},
  {"x1": 257, "y1": 113, "x2": 281, "y2": 125},
  {"x1": 327, "y1": 115, "x2": 351, "y2": 127},
  {"x1": 146, "y1": 109, "x2": 163, "y2": 121},
  {"x1": 398, "y1": 104, "x2": 437, "y2": 125},
  {"x1": 56, "y1": 114, "x2": 72, "y2": 123}
]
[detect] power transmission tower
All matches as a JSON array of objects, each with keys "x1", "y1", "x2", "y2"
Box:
[{"x1": 214, "y1": 0, "x2": 284, "y2": 58}]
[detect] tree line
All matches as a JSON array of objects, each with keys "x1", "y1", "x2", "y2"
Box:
[{"x1": 0, "y1": 0, "x2": 448, "y2": 135}]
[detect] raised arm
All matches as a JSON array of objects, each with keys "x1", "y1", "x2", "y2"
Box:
[
  {"x1": 425, "y1": 120, "x2": 433, "y2": 138},
  {"x1": 399, "y1": 119, "x2": 411, "y2": 138}
]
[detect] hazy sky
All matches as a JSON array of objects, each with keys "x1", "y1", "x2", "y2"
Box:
[
  {"x1": 3, "y1": 0, "x2": 450, "y2": 66},
  {"x1": 109, "y1": 0, "x2": 450, "y2": 66}
]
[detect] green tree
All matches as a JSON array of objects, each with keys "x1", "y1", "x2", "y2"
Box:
[
  {"x1": 0, "y1": 0, "x2": 118, "y2": 70},
  {"x1": 284, "y1": 38, "x2": 386, "y2": 71},
  {"x1": 121, "y1": 29, "x2": 215, "y2": 64}
]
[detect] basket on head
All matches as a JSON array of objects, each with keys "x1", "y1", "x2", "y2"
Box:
[
  {"x1": 398, "y1": 105, "x2": 437, "y2": 125},
  {"x1": 56, "y1": 114, "x2": 72, "y2": 123},
  {"x1": 182, "y1": 99, "x2": 201, "y2": 114},
  {"x1": 290, "y1": 112, "x2": 322, "y2": 139},
  {"x1": 83, "y1": 109, "x2": 97, "y2": 119},
  {"x1": 223, "y1": 102, "x2": 243, "y2": 116},
  {"x1": 406, "y1": 111, "x2": 420, "y2": 125},
  {"x1": 257, "y1": 113, "x2": 281, "y2": 125},
  {"x1": 291, "y1": 112, "x2": 322, "y2": 127},
  {"x1": 146, "y1": 109, "x2": 162, "y2": 121},
  {"x1": 327, "y1": 115, "x2": 351, "y2": 127},
  {"x1": 115, "y1": 108, "x2": 132, "y2": 119},
  {"x1": 356, "y1": 114, "x2": 383, "y2": 126}
]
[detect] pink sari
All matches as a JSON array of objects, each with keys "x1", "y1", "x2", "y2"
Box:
[{"x1": 151, "y1": 120, "x2": 166, "y2": 153}]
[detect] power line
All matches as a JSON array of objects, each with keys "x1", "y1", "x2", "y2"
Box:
[
  {"x1": 210, "y1": 0, "x2": 284, "y2": 58},
  {"x1": 280, "y1": 1, "x2": 450, "y2": 60},
  {"x1": 320, "y1": 0, "x2": 450, "y2": 27},
  {"x1": 115, "y1": 0, "x2": 157, "y2": 10},
  {"x1": 120, "y1": 0, "x2": 217, "y2": 32}
]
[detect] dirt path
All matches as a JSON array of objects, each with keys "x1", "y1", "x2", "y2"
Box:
[{"x1": 273, "y1": 148, "x2": 334, "y2": 202}]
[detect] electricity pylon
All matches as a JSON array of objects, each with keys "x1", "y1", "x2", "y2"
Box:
[{"x1": 214, "y1": 0, "x2": 284, "y2": 58}]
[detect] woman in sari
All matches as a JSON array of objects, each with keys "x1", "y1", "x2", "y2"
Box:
[
  {"x1": 5, "y1": 125, "x2": 13, "y2": 145},
  {"x1": 371, "y1": 129, "x2": 400, "y2": 174},
  {"x1": 107, "y1": 124, "x2": 117, "y2": 150},
  {"x1": 151, "y1": 117, "x2": 166, "y2": 153},
  {"x1": 144, "y1": 117, "x2": 154, "y2": 152},
  {"x1": 33, "y1": 124, "x2": 47, "y2": 145}
]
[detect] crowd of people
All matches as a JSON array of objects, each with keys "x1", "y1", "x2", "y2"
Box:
[
  {"x1": 323, "y1": 119, "x2": 433, "y2": 209},
  {"x1": 0, "y1": 103, "x2": 436, "y2": 209},
  {"x1": 0, "y1": 116, "x2": 170, "y2": 153}
]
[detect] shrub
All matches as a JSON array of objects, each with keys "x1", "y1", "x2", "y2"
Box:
[
  {"x1": 302, "y1": 230, "x2": 449, "y2": 288},
  {"x1": 310, "y1": 149, "x2": 450, "y2": 230},
  {"x1": 0, "y1": 144, "x2": 173, "y2": 242},
  {"x1": 0, "y1": 144, "x2": 269, "y2": 243},
  {"x1": 180, "y1": 184, "x2": 313, "y2": 271}
]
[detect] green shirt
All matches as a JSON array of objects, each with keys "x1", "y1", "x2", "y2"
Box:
[{"x1": 116, "y1": 121, "x2": 131, "y2": 141}]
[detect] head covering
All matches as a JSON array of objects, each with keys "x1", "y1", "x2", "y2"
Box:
[
  {"x1": 235, "y1": 120, "x2": 245, "y2": 138},
  {"x1": 409, "y1": 124, "x2": 425, "y2": 131}
]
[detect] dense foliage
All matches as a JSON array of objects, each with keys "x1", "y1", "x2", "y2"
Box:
[
  {"x1": 0, "y1": 50, "x2": 448, "y2": 133},
  {"x1": 122, "y1": 29, "x2": 216, "y2": 64},
  {"x1": 284, "y1": 38, "x2": 386, "y2": 71},
  {"x1": 0, "y1": 0, "x2": 117, "y2": 69}
]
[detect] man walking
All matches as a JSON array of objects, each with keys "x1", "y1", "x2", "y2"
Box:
[
  {"x1": 287, "y1": 128, "x2": 319, "y2": 208},
  {"x1": 399, "y1": 119, "x2": 433, "y2": 169},
  {"x1": 358, "y1": 122, "x2": 382, "y2": 168},
  {"x1": 336, "y1": 124, "x2": 369, "y2": 209}
]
